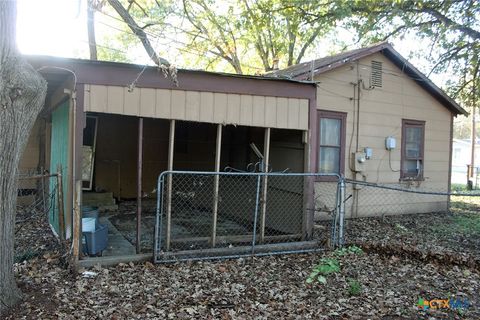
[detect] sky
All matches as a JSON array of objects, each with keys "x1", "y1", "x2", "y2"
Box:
[{"x1": 16, "y1": 0, "x2": 448, "y2": 86}]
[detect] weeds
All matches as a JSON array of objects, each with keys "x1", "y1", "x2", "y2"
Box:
[
  {"x1": 347, "y1": 278, "x2": 362, "y2": 296},
  {"x1": 307, "y1": 245, "x2": 363, "y2": 285}
]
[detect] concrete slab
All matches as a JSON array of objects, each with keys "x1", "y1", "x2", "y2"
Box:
[
  {"x1": 99, "y1": 216, "x2": 136, "y2": 256},
  {"x1": 79, "y1": 253, "x2": 152, "y2": 268}
]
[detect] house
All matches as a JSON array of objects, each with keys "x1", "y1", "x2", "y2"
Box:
[
  {"x1": 18, "y1": 42, "x2": 466, "y2": 262},
  {"x1": 268, "y1": 42, "x2": 467, "y2": 218},
  {"x1": 20, "y1": 55, "x2": 316, "y2": 261},
  {"x1": 451, "y1": 138, "x2": 480, "y2": 185}
]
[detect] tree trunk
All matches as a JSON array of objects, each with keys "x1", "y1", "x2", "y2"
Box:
[
  {"x1": 87, "y1": 1, "x2": 98, "y2": 60},
  {"x1": 0, "y1": 1, "x2": 47, "y2": 314}
]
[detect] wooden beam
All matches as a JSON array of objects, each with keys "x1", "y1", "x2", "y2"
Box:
[
  {"x1": 56, "y1": 165, "x2": 65, "y2": 241},
  {"x1": 165, "y1": 120, "x2": 175, "y2": 251},
  {"x1": 211, "y1": 124, "x2": 222, "y2": 247},
  {"x1": 302, "y1": 129, "x2": 313, "y2": 240},
  {"x1": 136, "y1": 118, "x2": 143, "y2": 254},
  {"x1": 259, "y1": 127, "x2": 270, "y2": 243},
  {"x1": 72, "y1": 180, "x2": 82, "y2": 269}
]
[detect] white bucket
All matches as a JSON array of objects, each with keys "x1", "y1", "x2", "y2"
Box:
[{"x1": 82, "y1": 217, "x2": 97, "y2": 232}]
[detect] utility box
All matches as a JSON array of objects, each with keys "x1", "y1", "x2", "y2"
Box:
[
  {"x1": 82, "y1": 224, "x2": 108, "y2": 256},
  {"x1": 385, "y1": 136, "x2": 396, "y2": 150},
  {"x1": 352, "y1": 152, "x2": 367, "y2": 172}
]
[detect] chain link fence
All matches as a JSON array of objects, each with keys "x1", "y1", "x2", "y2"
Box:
[
  {"x1": 16, "y1": 170, "x2": 59, "y2": 235},
  {"x1": 329, "y1": 179, "x2": 480, "y2": 262},
  {"x1": 153, "y1": 170, "x2": 480, "y2": 263},
  {"x1": 154, "y1": 171, "x2": 343, "y2": 263}
]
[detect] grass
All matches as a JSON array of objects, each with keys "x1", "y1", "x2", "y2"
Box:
[{"x1": 429, "y1": 196, "x2": 480, "y2": 237}]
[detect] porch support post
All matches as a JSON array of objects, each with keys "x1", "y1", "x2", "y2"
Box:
[
  {"x1": 259, "y1": 127, "x2": 270, "y2": 243},
  {"x1": 211, "y1": 124, "x2": 222, "y2": 247},
  {"x1": 302, "y1": 129, "x2": 312, "y2": 240},
  {"x1": 136, "y1": 117, "x2": 143, "y2": 254},
  {"x1": 166, "y1": 119, "x2": 175, "y2": 251}
]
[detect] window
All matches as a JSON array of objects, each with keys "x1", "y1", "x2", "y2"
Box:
[
  {"x1": 317, "y1": 111, "x2": 346, "y2": 175},
  {"x1": 401, "y1": 119, "x2": 425, "y2": 180}
]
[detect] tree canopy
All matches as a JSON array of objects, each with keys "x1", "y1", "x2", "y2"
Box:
[{"x1": 95, "y1": 0, "x2": 348, "y2": 74}]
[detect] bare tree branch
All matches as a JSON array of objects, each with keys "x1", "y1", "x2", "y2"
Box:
[{"x1": 107, "y1": 0, "x2": 169, "y2": 66}]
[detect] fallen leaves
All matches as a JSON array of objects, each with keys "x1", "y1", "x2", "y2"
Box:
[{"x1": 4, "y1": 203, "x2": 480, "y2": 319}]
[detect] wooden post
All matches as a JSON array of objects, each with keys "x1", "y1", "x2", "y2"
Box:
[
  {"x1": 259, "y1": 128, "x2": 270, "y2": 243},
  {"x1": 302, "y1": 129, "x2": 313, "y2": 240},
  {"x1": 166, "y1": 120, "x2": 175, "y2": 251},
  {"x1": 211, "y1": 124, "x2": 222, "y2": 247},
  {"x1": 136, "y1": 118, "x2": 143, "y2": 254},
  {"x1": 56, "y1": 165, "x2": 65, "y2": 241},
  {"x1": 72, "y1": 180, "x2": 82, "y2": 268}
]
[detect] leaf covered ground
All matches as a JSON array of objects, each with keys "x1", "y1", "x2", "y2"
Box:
[{"x1": 3, "y1": 198, "x2": 480, "y2": 319}]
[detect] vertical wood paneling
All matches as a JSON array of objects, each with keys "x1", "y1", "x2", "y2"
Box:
[
  {"x1": 287, "y1": 98, "x2": 300, "y2": 129},
  {"x1": 276, "y1": 97, "x2": 288, "y2": 128},
  {"x1": 124, "y1": 87, "x2": 141, "y2": 116},
  {"x1": 107, "y1": 86, "x2": 124, "y2": 114},
  {"x1": 214, "y1": 93, "x2": 228, "y2": 123},
  {"x1": 139, "y1": 88, "x2": 156, "y2": 117},
  {"x1": 185, "y1": 91, "x2": 200, "y2": 121},
  {"x1": 299, "y1": 99, "x2": 309, "y2": 130},
  {"x1": 240, "y1": 95, "x2": 253, "y2": 125},
  {"x1": 171, "y1": 90, "x2": 186, "y2": 119},
  {"x1": 227, "y1": 94, "x2": 241, "y2": 124},
  {"x1": 265, "y1": 97, "x2": 277, "y2": 127},
  {"x1": 90, "y1": 85, "x2": 108, "y2": 112},
  {"x1": 86, "y1": 85, "x2": 311, "y2": 130},
  {"x1": 252, "y1": 95, "x2": 265, "y2": 126},
  {"x1": 199, "y1": 91, "x2": 214, "y2": 123},
  {"x1": 155, "y1": 89, "x2": 171, "y2": 118},
  {"x1": 84, "y1": 85, "x2": 90, "y2": 111}
]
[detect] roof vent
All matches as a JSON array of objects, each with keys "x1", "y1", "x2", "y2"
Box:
[{"x1": 370, "y1": 60, "x2": 382, "y2": 88}]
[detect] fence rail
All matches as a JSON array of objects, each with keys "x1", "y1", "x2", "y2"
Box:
[{"x1": 154, "y1": 171, "x2": 344, "y2": 263}]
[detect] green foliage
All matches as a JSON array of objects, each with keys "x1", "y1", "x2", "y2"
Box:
[
  {"x1": 306, "y1": 258, "x2": 340, "y2": 284},
  {"x1": 334, "y1": 245, "x2": 363, "y2": 256},
  {"x1": 451, "y1": 183, "x2": 469, "y2": 192},
  {"x1": 306, "y1": 246, "x2": 363, "y2": 284},
  {"x1": 104, "y1": 0, "x2": 350, "y2": 73},
  {"x1": 347, "y1": 278, "x2": 362, "y2": 296},
  {"x1": 332, "y1": 0, "x2": 480, "y2": 110}
]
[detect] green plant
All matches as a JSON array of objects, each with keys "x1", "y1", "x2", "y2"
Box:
[
  {"x1": 334, "y1": 245, "x2": 363, "y2": 257},
  {"x1": 394, "y1": 223, "x2": 409, "y2": 233},
  {"x1": 347, "y1": 278, "x2": 362, "y2": 296},
  {"x1": 306, "y1": 258, "x2": 340, "y2": 284}
]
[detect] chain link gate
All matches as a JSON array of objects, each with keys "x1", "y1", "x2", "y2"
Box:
[{"x1": 153, "y1": 171, "x2": 345, "y2": 263}]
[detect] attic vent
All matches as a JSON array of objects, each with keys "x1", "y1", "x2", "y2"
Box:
[{"x1": 370, "y1": 60, "x2": 383, "y2": 87}]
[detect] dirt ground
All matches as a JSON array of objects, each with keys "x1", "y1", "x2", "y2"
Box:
[{"x1": 3, "y1": 197, "x2": 480, "y2": 319}]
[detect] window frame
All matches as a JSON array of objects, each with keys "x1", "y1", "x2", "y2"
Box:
[
  {"x1": 316, "y1": 110, "x2": 347, "y2": 181},
  {"x1": 401, "y1": 119, "x2": 426, "y2": 180}
]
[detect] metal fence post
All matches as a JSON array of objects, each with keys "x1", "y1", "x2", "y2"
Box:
[
  {"x1": 154, "y1": 172, "x2": 166, "y2": 262},
  {"x1": 338, "y1": 177, "x2": 346, "y2": 247},
  {"x1": 251, "y1": 169, "x2": 262, "y2": 255}
]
